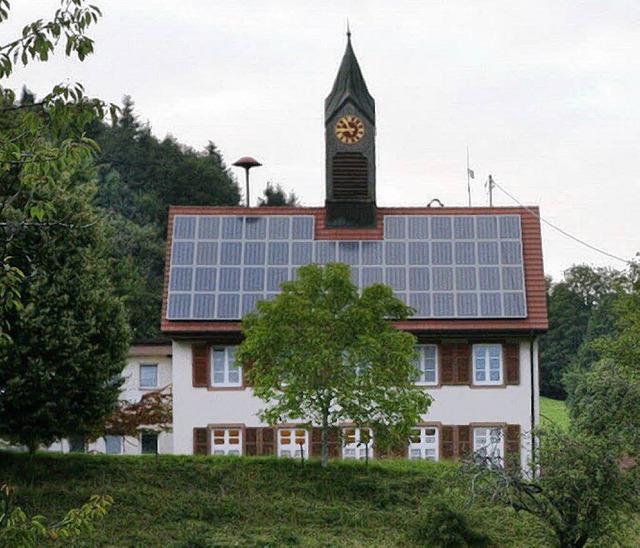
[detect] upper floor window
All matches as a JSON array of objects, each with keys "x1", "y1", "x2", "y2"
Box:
[
  {"x1": 212, "y1": 347, "x2": 242, "y2": 387},
  {"x1": 472, "y1": 344, "x2": 502, "y2": 385},
  {"x1": 212, "y1": 428, "x2": 242, "y2": 456},
  {"x1": 473, "y1": 426, "x2": 504, "y2": 466},
  {"x1": 140, "y1": 364, "x2": 158, "y2": 389},
  {"x1": 342, "y1": 427, "x2": 374, "y2": 460},
  {"x1": 277, "y1": 428, "x2": 308, "y2": 459},
  {"x1": 409, "y1": 426, "x2": 439, "y2": 461},
  {"x1": 414, "y1": 345, "x2": 438, "y2": 385}
]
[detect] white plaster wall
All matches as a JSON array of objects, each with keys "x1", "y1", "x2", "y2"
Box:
[
  {"x1": 173, "y1": 338, "x2": 541, "y2": 469},
  {"x1": 44, "y1": 347, "x2": 174, "y2": 455}
]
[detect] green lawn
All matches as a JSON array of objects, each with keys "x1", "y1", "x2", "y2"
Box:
[
  {"x1": 0, "y1": 452, "x2": 555, "y2": 547},
  {"x1": 540, "y1": 396, "x2": 570, "y2": 429}
]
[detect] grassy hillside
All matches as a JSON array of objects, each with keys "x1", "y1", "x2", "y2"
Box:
[
  {"x1": 540, "y1": 396, "x2": 570, "y2": 429},
  {"x1": 0, "y1": 452, "x2": 554, "y2": 547}
]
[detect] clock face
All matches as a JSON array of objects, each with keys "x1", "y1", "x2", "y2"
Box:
[{"x1": 335, "y1": 115, "x2": 365, "y2": 145}]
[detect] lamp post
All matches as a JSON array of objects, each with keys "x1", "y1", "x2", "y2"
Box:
[{"x1": 233, "y1": 156, "x2": 262, "y2": 207}]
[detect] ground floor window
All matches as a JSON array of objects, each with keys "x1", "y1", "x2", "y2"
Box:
[
  {"x1": 277, "y1": 428, "x2": 308, "y2": 459},
  {"x1": 212, "y1": 428, "x2": 243, "y2": 456},
  {"x1": 141, "y1": 433, "x2": 158, "y2": 454},
  {"x1": 342, "y1": 427, "x2": 374, "y2": 460},
  {"x1": 105, "y1": 435, "x2": 123, "y2": 455},
  {"x1": 409, "y1": 426, "x2": 439, "y2": 461},
  {"x1": 473, "y1": 426, "x2": 503, "y2": 465},
  {"x1": 69, "y1": 435, "x2": 86, "y2": 453}
]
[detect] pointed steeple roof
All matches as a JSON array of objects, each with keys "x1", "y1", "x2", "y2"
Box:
[{"x1": 325, "y1": 32, "x2": 375, "y2": 125}]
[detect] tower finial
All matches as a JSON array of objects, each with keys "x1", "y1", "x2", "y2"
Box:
[{"x1": 346, "y1": 19, "x2": 351, "y2": 41}]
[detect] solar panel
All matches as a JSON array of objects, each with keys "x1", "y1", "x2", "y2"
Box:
[{"x1": 166, "y1": 214, "x2": 527, "y2": 320}]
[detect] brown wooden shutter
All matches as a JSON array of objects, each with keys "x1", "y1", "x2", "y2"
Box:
[
  {"x1": 454, "y1": 345, "x2": 471, "y2": 385},
  {"x1": 504, "y1": 343, "x2": 520, "y2": 385},
  {"x1": 192, "y1": 344, "x2": 210, "y2": 387},
  {"x1": 457, "y1": 425, "x2": 472, "y2": 458},
  {"x1": 311, "y1": 427, "x2": 323, "y2": 458},
  {"x1": 328, "y1": 427, "x2": 340, "y2": 459},
  {"x1": 440, "y1": 345, "x2": 455, "y2": 384},
  {"x1": 374, "y1": 432, "x2": 408, "y2": 459},
  {"x1": 505, "y1": 424, "x2": 521, "y2": 469},
  {"x1": 245, "y1": 427, "x2": 258, "y2": 456},
  {"x1": 441, "y1": 344, "x2": 471, "y2": 385},
  {"x1": 243, "y1": 359, "x2": 255, "y2": 387},
  {"x1": 260, "y1": 427, "x2": 276, "y2": 456},
  {"x1": 193, "y1": 427, "x2": 210, "y2": 455},
  {"x1": 440, "y1": 426, "x2": 455, "y2": 460}
]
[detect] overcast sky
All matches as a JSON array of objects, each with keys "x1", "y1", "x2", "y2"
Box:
[{"x1": 5, "y1": 1, "x2": 639, "y2": 280}]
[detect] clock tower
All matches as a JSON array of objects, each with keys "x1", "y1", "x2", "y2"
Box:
[{"x1": 325, "y1": 32, "x2": 377, "y2": 228}]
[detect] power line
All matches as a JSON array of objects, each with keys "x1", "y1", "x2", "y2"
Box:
[{"x1": 488, "y1": 177, "x2": 633, "y2": 266}]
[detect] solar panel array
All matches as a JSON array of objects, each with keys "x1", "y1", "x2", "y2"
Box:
[{"x1": 167, "y1": 214, "x2": 527, "y2": 320}]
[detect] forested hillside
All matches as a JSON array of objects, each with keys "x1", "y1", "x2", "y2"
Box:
[{"x1": 87, "y1": 97, "x2": 241, "y2": 339}]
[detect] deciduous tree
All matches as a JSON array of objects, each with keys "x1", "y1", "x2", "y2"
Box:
[{"x1": 237, "y1": 263, "x2": 432, "y2": 467}]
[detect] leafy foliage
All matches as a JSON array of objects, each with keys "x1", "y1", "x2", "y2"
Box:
[
  {"x1": 237, "y1": 263, "x2": 432, "y2": 467},
  {"x1": 100, "y1": 388, "x2": 172, "y2": 439},
  {"x1": 0, "y1": 1, "x2": 130, "y2": 450},
  {"x1": 467, "y1": 427, "x2": 639, "y2": 548},
  {"x1": 0, "y1": 483, "x2": 112, "y2": 547},
  {"x1": 258, "y1": 182, "x2": 299, "y2": 207}
]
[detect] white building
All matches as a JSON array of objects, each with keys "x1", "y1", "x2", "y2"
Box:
[{"x1": 160, "y1": 35, "x2": 548, "y2": 468}]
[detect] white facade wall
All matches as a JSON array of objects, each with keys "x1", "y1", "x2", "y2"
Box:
[
  {"x1": 172, "y1": 338, "x2": 540, "y2": 469},
  {"x1": 47, "y1": 344, "x2": 173, "y2": 455}
]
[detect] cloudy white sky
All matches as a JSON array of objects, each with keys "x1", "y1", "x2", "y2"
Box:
[{"x1": 4, "y1": 1, "x2": 639, "y2": 280}]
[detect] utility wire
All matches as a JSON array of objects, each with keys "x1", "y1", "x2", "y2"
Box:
[{"x1": 488, "y1": 176, "x2": 633, "y2": 266}]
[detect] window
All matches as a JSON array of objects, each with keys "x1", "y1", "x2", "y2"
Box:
[
  {"x1": 277, "y1": 428, "x2": 308, "y2": 459},
  {"x1": 211, "y1": 347, "x2": 242, "y2": 387},
  {"x1": 342, "y1": 428, "x2": 374, "y2": 460},
  {"x1": 409, "y1": 427, "x2": 439, "y2": 461},
  {"x1": 473, "y1": 427, "x2": 504, "y2": 465},
  {"x1": 69, "y1": 435, "x2": 86, "y2": 453},
  {"x1": 141, "y1": 433, "x2": 158, "y2": 454},
  {"x1": 212, "y1": 428, "x2": 242, "y2": 456},
  {"x1": 414, "y1": 345, "x2": 438, "y2": 385},
  {"x1": 105, "y1": 435, "x2": 123, "y2": 455},
  {"x1": 140, "y1": 364, "x2": 158, "y2": 389},
  {"x1": 473, "y1": 344, "x2": 503, "y2": 385}
]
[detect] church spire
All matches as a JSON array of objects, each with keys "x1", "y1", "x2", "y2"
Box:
[
  {"x1": 324, "y1": 31, "x2": 377, "y2": 229},
  {"x1": 325, "y1": 31, "x2": 375, "y2": 126}
]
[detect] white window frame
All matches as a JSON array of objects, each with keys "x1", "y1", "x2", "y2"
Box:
[
  {"x1": 472, "y1": 344, "x2": 503, "y2": 385},
  {"x1": 277, "y1": 428, "x2": 309, "y2": 459},
  {"x1": 473, "y1": 426, "x2": 504, "y2": 466},
  {"x1": 342, "y1": 427, "x2": 374, "y2": 460},
  {"x1": 139, "y1": 363, "x2": 158, "y2": 389},
  {"x1": 211, "y1": 347, "x2": 242, "y2": 388},
  {"x1": 408, "y1": 426, "x2": 439, "y2": 461},
  {"x1": 414, "y1": 345, "x2": 438, "y2": 385},
  {"x1": 105, "y1": 434, "x2": 123, "y2": 455},
  {"x1": 211, "y1": 428, "x2": 243, "y2": 456}
]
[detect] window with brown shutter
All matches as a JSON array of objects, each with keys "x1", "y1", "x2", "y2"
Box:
[
  {"x1": 441, "y1": 344, "x2": 471, "y2": 385},
  {"x1": 192, "y1": 345, "x2": 210, "y2": 387},
  {"x1": 193, "y1": 427, "x2": 210, "y2": 455},
  {"x1": 504, "y1": 343, "x2": 520, "y2": 385}
]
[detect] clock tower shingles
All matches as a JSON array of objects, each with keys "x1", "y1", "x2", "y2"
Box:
[{"x1": 325, "y1": 32, "x2": 377, "y2": 228}]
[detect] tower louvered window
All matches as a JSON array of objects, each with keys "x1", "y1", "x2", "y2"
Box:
[{"x1": 331, "y1": 152, "x2": 368, "y2": 200}]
